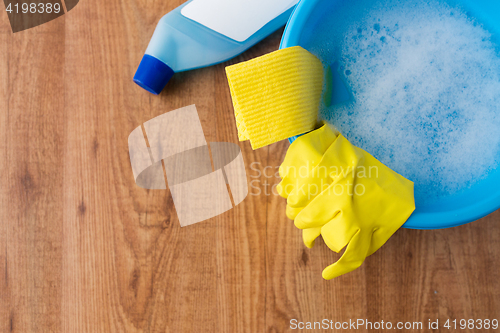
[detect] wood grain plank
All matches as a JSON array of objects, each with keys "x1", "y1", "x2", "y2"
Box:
[
  {"x1": 0, "y1": 5, "x2": 11, "y2": 33},
  {"x1": 0, "y1": 32, "x2": 11, "y2": 333},
  {"x1": 62, "y1": 0, "x2": 154, "y2": 330},
  {"x1": 210, "y1": 30, "x2": 286, "y2": 332},
  {"x1": 1, "y1": 23, "x2": 66, "y2": 333},
  {"x1": 61, "y1": 0, "x2": 222, "y2": 331}
]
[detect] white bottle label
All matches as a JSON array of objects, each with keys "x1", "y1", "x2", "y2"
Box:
[{"x1": 181, "y1": 0, "x2": 298, "y2": 42}]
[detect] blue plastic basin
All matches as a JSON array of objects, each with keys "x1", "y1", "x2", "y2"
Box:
[{"x1": 280, "y1": 0, "x2": 500, "y2": 229}]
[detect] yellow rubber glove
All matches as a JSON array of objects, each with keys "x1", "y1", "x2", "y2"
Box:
[
  {"x1": 277, "y1": 124, "x2": 415, "y2": 280},
  {"x1": 276, "y1": 125, "x2": 340, "y2": 249}
]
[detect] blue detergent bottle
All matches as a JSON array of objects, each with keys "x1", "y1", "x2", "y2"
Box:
[{"x1": 134, "y1": 0, "x2": 299, "y2": 94}]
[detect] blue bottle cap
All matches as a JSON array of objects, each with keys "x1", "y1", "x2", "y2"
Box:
[{"x1": 134, "y1": 54, "x2": 175, "y2": 95}]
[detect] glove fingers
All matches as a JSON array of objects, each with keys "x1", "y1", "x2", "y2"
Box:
[
  {"x1": 303, "y1": 227, "x2": 322, "y2": 248},
  {"x1": 276, "y1": 182, "x2": 287, "y2": 199},
  {"x1": 277, "y1": 125, "x2": 340, "y2": 201},
  {"x1": 286, "y1": 205, "x2": 304, "y2": 220},
  {"x1": 322, "y1": 230, "x2": 372, "y2": 280},
  {"x1": 279, "y1": 124, "x2": 339, "y2": 177},
  {"x1": 283, "y1": 169, "x2": 334, "y2": 212},
  {"x1": 320, "y1": 214, "x2": 358, "y2": 253},
  {"x1": 293, "y1": 177, "x2": 351, "y2": 230}
]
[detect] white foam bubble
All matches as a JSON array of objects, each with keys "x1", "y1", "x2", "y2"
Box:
[{"x1": 308, "y1": 0, "x2": 500, "y2": 203}]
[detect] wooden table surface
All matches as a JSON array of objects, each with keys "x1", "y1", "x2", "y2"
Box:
[{"x1": 1, "y1": 0, "x2": 499, "y2": 332}]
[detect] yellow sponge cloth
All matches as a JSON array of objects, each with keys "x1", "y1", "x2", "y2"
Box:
[{"x1": 225, "y1": 46, "x2": 324, "y2": 149}]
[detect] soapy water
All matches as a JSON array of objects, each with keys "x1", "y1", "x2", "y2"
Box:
[{"x1": 306, "y1": 0, "x2": 500, "y2": 204}]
